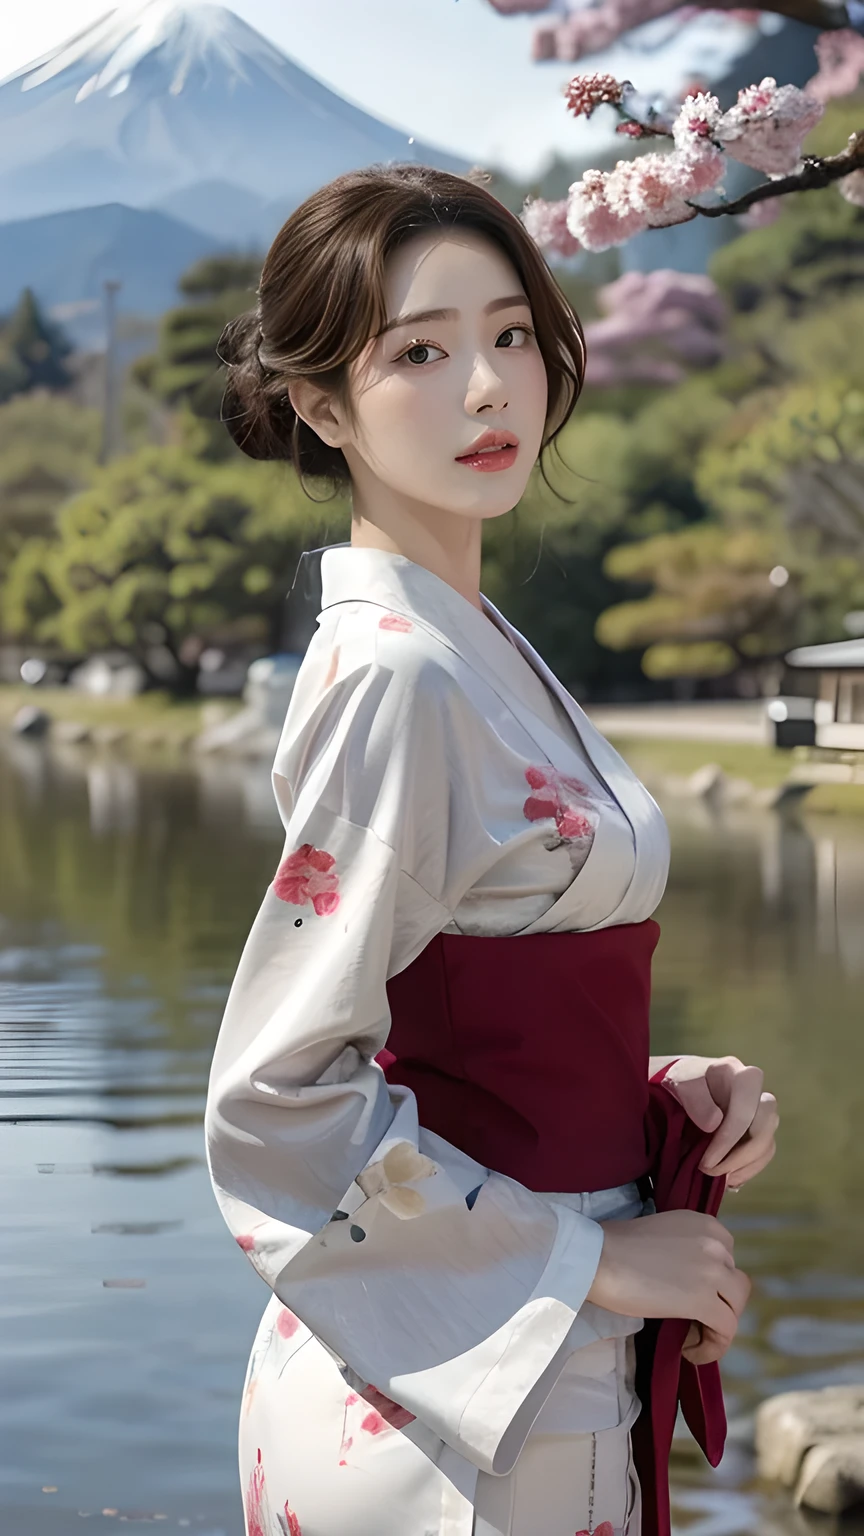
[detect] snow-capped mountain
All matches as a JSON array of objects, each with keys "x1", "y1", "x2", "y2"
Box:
[{"x1": 0, "y1": 0, "x2": 470, "y2": 234}]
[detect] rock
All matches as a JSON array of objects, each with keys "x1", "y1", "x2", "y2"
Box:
[
  {"x1": 756, "y1": 1386, "x2": 864, "y2": 1489},
  {"x1": 90, "y1": 724, "x2": 128, "y2": 748},
  {"x1": 795, "y1": 1435, "x2": 864, "y2": 1514},
  {"x1": 12, "y1": 704, "x2": 50, "y2": 738},
  {"x1": 686, "y1": 763, "x2": 726, "y2": 803},
  {"x1": 54, "y1": 720, "x2": 91, "y2": 745},
  {"x1": 722, "y1": 775, "x2": 756, "y2": 806}
]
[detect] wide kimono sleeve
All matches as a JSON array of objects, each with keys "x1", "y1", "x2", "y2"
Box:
[{"x1": 204, "y1": 635, "x2": 608, "y2": 1476}]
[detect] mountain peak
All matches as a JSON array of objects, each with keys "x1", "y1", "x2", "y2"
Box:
[{"x1": 13, "y1": 1, "x2": 285, "y2": 101}]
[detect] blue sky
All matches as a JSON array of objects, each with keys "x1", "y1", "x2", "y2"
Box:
[{"x1": 1, "y1": 0, "x2": 761, "y2": 178}]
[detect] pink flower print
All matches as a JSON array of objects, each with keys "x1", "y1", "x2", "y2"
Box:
[
  {"x1": 279, "y1": 1504, "x2": 302, "y2": 1536},
  {"x1": 360, "y1": 1384, "x2": 416, "y2": 1430},
  {"x1": 276, "y1": 1307, "x2": 300, "y2": 1339},
  {"x1": 245, "y1": 1449, "x2": 271, "y2": 1536},
  {"x1": 273, "y1": 843, "x2": 340, "y2": 916},
  {"x1": 575, "y1": 1525, "x2": 613, "y2": 1536},
  {"x1": 236, "y1": 1233, "x2": 256, "y2": 1252},
  {"x1": 523, "y1": 766, "x2": 594, "y2": 843},
  {"x1": 378, "y1": 613, "x2": 413, "y2": 632}
]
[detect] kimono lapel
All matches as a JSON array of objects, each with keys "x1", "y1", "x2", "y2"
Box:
[
  {"x1": 318, "y1": 545, "x2": 601, "y2": 776},
  {"x1": 318, "y1": 545, "x2": 668, "y2": 930}
]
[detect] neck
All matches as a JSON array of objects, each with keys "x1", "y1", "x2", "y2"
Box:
[{"x1": 349, "y1": 499, "x2": 485, "y2": 614}]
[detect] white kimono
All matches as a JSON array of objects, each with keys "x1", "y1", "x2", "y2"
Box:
[{"x1": 204, "y1": 544, "x2": 671, "y2": 1536}]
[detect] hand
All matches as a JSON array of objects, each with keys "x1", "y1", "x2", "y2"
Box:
[
  {"x1": 586, "y1": 1209, "x2": 751, "y2": 1364},
  {"x1": 661, "y1": 1055, "x2": 779, "y2": 1190}
]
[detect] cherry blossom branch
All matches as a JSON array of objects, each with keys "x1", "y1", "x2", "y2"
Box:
[
  {"x1": 691, "y1": 128, "x2": 864, "y2": 214},
  {"x1": 520, "y1": 73, "x2": 864, "y2": 253},
  {"x1": 486, "y1": 0, "x2": 864, "y2": 66}
]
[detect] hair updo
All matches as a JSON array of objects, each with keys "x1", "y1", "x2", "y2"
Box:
[{"x1": 218, "y1": 162, "x2": 587, "y2": 496}]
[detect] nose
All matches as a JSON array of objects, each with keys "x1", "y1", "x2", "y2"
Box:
[{"x1": 466, "y1": 351, "x2": 508, "y2": 415}]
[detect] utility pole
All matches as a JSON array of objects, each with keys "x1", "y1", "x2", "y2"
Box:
[{"x1": 100, "y1": 278, "x2": 122, "y2": 465}]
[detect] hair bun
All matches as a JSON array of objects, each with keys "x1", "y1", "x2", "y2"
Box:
[{"x1": 218, "y1": 310, "x2": 296, "y2": 463}]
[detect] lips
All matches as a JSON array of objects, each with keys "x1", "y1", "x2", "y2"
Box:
[{"x1": 455, "y1": 429, "x2": 519, "y2": 459}]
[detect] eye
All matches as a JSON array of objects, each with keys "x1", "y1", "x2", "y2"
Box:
[
  {"x1": 396, "y1": 339, "x2": 447, "y2": 367},
  {"x1": 497, "y1": 325, "x2": 534, "y2": 348}
]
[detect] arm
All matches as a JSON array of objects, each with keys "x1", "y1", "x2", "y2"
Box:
[{"x1": 205, "y1": 649, "x2": 607, "y2": 1476}]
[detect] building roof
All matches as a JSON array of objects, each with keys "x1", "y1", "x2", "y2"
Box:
[{"x1": 786, "y1": 639, "x2": 864, "y2": 669}]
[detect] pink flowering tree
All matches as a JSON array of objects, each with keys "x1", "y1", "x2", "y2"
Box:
[
  {"x1": 519, "y1": 71, "x2": 864, "y2": 253},
  {"x1": 485, "y1": 0, "x2": 864, "y2": 75},
  {"x1": 583, "y1": 269, "x2": 727, "y2": 384}
]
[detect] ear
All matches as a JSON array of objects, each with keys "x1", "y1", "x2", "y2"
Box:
[{"x1": 287, "y1": 379, "x2": 348, "y2": 448}]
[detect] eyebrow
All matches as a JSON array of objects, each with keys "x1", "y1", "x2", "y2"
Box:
[{"x1": 378, "y1": 293, "x2": 531, "y2": 337}]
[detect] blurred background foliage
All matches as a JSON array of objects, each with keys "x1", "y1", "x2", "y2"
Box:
[{"x1": 0, "y1": 96, "x2": 862, "y2": 699}]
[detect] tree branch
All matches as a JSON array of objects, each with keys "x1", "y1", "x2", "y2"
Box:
[{"x1": 688, "y1": 130, "x2": 864, "y2": 218}]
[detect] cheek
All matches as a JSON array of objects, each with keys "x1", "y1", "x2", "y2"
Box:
[
  {"x1": 521, "y1": 351, "x2": 549, "y2": 421},
  {"x1": 357, "y1": 377, "x2": 448, "y2": 463}
]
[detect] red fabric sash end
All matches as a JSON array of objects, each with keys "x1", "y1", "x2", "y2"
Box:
[{"x1": 632, "y1": 1065, "x2": 727, "y2": 1536}]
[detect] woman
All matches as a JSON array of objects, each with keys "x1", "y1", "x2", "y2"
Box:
[{"x1": 204, "y1": 163, "x2": 778, "y2": 1536}]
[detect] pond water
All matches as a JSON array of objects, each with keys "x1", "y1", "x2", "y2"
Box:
[{"x1": 1, "y1": 736, "x2": 862, "y2": 1536}]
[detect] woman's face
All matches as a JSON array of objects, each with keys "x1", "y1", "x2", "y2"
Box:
[{"x1": 336, "y1": 228, "x2": 549, "y2": 525}]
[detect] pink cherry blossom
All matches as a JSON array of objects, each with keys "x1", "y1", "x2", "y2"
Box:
[
  {"x1": 280, "y1": 1505, "x2": 302, "y2": 1536},
  {"x1": 584, "y1": 270, "x2": 726, "y2": 386},
  {"x1": 839, "y1": 167, "x2": 864, "y2": 207},
  {"x1": 378, "y1": 613, "x2": 413, "y2": 631},
  {"x1": 806, "y1": 29, "x2": 864, "y2": 105},
  {"x1": 273, "y1": 843, "x2": 340, "y2": 916},
  {"x1": 523, "y1": 765, "x2": 594, "y2": 841},
  {"x1": 717, "y1": 77, "x2": 824, "y2": 176},
  {"x1": 677, "y1": 143, "x2": 727, "y2": 196},
  {"x1": 739, "y1": 196, "x2": 784, "y2": 228},
  {"x1": 564, "y1": 71, "x2": 626, "y2": 119},
  {"x1": 361, "y1": 1384, "x2": 416, "y2": 1429},
  {"x1": 246, "y1": 1450, "x2": 270, "y2": 1536},
  {"x1": 530, "y1": 0, "x2": 684, "y2": 63},
  {"x1": 276, "y1": 1306, "x2": 300, "y2": 1338},
  {"x1": 672, "y1": 91, "x2": 723, "y2": 152},
  {"x1": 521, "y1": 195, "x2": 582, "y2": 256},
  {"x1": 566, "y1": 168, "x2": 648, "y2": 251}
]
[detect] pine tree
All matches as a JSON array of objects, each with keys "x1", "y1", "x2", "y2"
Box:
[{"x1": 0, "y1": 288, "x2": 73, "y2": 400}]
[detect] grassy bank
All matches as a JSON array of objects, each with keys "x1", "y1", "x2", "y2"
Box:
[
  {"x1": 608, "y1": 733, "x2": 864, "y2": 815},
  {"x1": 0, "y1": 684, "x2": 241, "y2": 743}
]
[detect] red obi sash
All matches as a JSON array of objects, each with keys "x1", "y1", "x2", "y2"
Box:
[{"x1": 378, "y1": 919, "x2": 726, "y2": 1536}]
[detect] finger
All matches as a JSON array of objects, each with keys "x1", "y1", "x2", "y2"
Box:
[
  {"x1": 700, "y1": 1065, "x2": 765, "y2": 1168},
  {"x1": 723, "y1": 1143, "x2": 778, "y2": 1189},
  {"x1": 708, "y1": 1096, "x2": 779, "y2": 1176},
  {"x1": 705, "y1": 1222, "x2": 736, "y2": 1257},
  {"x1": 698, "y1": 1297, "x2": 738, "y2": 1348},
  {"x1": 684, "y1": 1322, "x2": 702, "y2": 1351},
  {"x1": 669, "y1": 1075, "x2": 724, "y2": 1133},
  {"x1": 683, "y1": 1324, "x2": 731, "y2": 1366},
  {"x1": 699, "y1": 1066, "x2": 765, "y2": 1171},
  {"x1": 717, "y1": 1267, "x2": 752, "y2": 1319}
]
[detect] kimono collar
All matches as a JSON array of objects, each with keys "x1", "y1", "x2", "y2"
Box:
[
  {"x1": 318, "y1": 542, "x2": 525, "y2": 692},
  {"x1": 316, "y1": 543, "x2": 670, "y2": 928}
]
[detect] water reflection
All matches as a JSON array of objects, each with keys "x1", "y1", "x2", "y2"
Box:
[{"x1": 0, "y1": 738, "x2": 862, "y2": 1534}]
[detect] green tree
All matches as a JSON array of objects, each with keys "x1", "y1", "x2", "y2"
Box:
[
  {"x1": 0, "y1": 288, "x2": 74, "y2": 401},
  {"x1": 132, "y1": 253, "x2": 263, "y2": 459},
  {"x1": 3, "y1": 438, "x2": 349, "y2": 691},
  {"x1": 597, "y1": 379, "x2": 864, "y2": 677},
  {"x1": 0, "y1": 393, "x2": 100, "y2": 582}
]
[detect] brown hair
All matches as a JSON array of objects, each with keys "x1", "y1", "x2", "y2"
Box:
[{"x1": 218, "y1": 162, "x2": 586, "y2": 497}]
